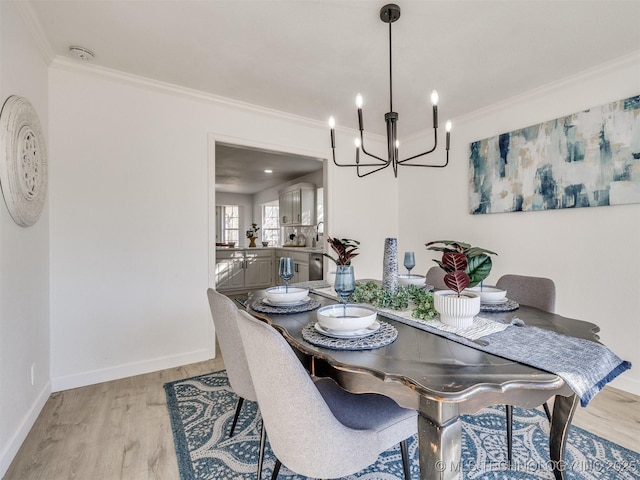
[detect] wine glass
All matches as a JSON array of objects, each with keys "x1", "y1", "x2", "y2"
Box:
[
  {"x1": 279, "y1": 257, "x2": 295, "y2": 292},
  {"x1": 334, "y1": 265, "x2": 356, "y2": 317},
  {"x1": 403, "y1": 252, "x2": 416, "y2": 276}
]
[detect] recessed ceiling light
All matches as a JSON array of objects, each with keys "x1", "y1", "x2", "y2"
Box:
[
  {"x1": 69, "y1": 46, "x2": 95, "y2": 61},
  {"x1": 264, "y1": 169, "x2": 273, "y2": 174}
]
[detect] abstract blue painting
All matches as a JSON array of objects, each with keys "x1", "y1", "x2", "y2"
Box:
[{"x1": 469, "y1": 95, "x2": 640, "y2": 214}]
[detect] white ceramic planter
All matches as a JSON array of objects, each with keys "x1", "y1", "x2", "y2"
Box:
[{"x1": 433, "y1": 290, "x2": 481, "y2": 328}]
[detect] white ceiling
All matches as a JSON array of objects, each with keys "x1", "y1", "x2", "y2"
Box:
[
  {"x1": 26, "y1": 0, "x2": 640, "y2": 192},
  {"x1": 215, "y1": 143, "x2": 322, "y2": 194}
]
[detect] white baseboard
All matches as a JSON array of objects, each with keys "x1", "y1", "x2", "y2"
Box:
[
  {"x1": 0, "y1": 381, "x2": 51, "y2": 478},
  {"x1": 51, "y1": 348, "x2": 214, "y2": 392}
]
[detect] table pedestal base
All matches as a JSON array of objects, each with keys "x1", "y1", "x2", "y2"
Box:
[
  {"x1": 418, "y1": 399, "x2": 462, "y2": 480},
  {"x1": 550, "y1": 394, "x2": 580, "y2": 480}
]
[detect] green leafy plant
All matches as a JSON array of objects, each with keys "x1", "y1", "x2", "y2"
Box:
[
  {"x1": 246, "y1": 223, "x2": 260, "y2": 238},
  {"x1": 324, "y1": 237, "x2": 360, "y2": 266},
  {"x1": 426, "y1": 240, "x2": 497, "y2": 290},
  {"x1": 350, "y1": 281, "x2": 437, "y2": 320}
]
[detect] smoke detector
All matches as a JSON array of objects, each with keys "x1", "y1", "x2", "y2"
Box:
[{"x1": 69, "y1": 46, "x2": 94, "y2": 61}]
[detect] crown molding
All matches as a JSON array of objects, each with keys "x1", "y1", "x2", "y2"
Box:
[
  {"x1": 50, "y1": 56, "x2": 331, "y2": 131},
  {"x1": 10, "y1": 0, "x2": 55, "y2": 64},
  {"x1": 402, "y1": 50, "x2": 640, "y2": 146},
  {"x1": 455, "y1": 50, "x2": 640, "y2": 125}
]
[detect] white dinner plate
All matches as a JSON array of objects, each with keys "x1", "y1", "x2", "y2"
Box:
[
  {"x1": 314, "y1": 321, "x2": 381, "y2": 339},
  {"x1": 262, "y1": 296, "x2": 311, "y2": 307},
  {"x1": 481, "y1": 298, "x2": 508, "y2": 305}
]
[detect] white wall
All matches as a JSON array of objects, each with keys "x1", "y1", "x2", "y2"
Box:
[
  {"x1": 399, "y1": 53, "x2": 640, "y2": 396},
  {"x1": 48, "y1": 60, "x2": 397, "y2": 391},
  {"x1": 0, "y1": 2, "x2": 51, "y2": 475}
]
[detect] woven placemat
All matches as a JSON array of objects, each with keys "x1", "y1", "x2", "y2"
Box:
[
  {"x1": 480, "y1": 299, "x2": 519, "y2": 313},
  {"x1": 301, "y1": 321, "x2": 397, "y2": 350},
  {"x1": 249, "y1": 299, "x2": 321, "y2": 315}
]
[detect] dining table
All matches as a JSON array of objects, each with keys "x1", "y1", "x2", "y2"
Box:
[{"x1": 230, "y1": 286, "x2": 605, "y2": 480}]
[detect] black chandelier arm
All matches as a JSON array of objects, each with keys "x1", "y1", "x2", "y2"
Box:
[
  {"x1": 397, "y1": 149, "x2": 450, "y2": 169},
  {"x1": 396, "y1": 128, "x2": 438, "y2": 164},
  {"x1": 360, "y1": 142, "x2": 388, "y2": 164},
  {"x1": 357, "y1": 111, "x2": 387, "y2": 164},
  {"x1": 331, "y1": 145, "x2": 390, "y2": 169},
  {"x1": 357, "y1": 161, "x2": 392, "y2": 178}
]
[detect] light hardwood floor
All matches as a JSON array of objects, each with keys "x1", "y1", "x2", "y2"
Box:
[{"x1": 4, "y1": 357, "x2": 639, "y2": 479}]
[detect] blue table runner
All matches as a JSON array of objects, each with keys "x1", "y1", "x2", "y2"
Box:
[{"x1": 311, "y1": 289, "x2": 631, "y2": 407}]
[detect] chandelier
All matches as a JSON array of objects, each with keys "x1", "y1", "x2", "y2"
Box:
[{"x1": 328, "y1": 3, "x2": 451, "y2": 178}]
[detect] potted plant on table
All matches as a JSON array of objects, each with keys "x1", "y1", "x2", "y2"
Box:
[
  {"x1": 323, "y1": 237, "x2": 360, "y2": 291},
  {"x1": 425, "y1": 240, "x2": 497, "y2": 287},
  {"x1": 425, "y1": 240, "x2": 497, "y2": 328},
  {"x1": 323, "y1": 237, "x2": 360, "y2": 266},
  {"x1": 246, "y1": 223, "x2": 260, "y2": 248}
]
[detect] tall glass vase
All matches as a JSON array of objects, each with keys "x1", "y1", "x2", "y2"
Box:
[{"x1": 382, "y1": 237, "x2": 399, "y2": 293}]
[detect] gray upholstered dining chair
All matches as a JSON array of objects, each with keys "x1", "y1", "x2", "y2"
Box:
[
  {"x1": 236, "y1": 310, "x2": 417, "y2": 480},
  {"x1": 206, "y1": 288, "x2": 266, "y2": 479},
  {"x1": 495, "y1": 274, "x2": 556, "y2": 463},
  {"x1": 496, "y1": 274, "x2": 556, "y2": 313},
  {"x1": 425, "y1": 266, "x2": 448, "y2": 290}
]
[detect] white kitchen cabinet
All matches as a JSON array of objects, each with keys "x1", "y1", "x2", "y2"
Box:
[
  {"x1": 279, "y1": 183, "x2": 316, "y2": 225},
  {"x1": 216, "y1": 249, "x2": 273, "y2": 291},
  {"x1": 278, "y1": 189, "x2": 299, "y2": 225},
  {"x1": 245, "y1": 251, "x2": 273, "y2": 288},
  {"x1": 215, "y1": 251, "x2": 245, "y2": 291}
]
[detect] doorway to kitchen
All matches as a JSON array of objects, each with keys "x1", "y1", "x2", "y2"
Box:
[{"x1": 207, "y1": 134, "x2": 328, "y2": 289}]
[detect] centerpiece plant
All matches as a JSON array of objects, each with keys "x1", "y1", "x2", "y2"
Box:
[
  {"x1": 323, "y1": 237, "x2": 360, "y2": 315},
  {"x1": 350, "y1": 281, "x2": 437, "y2": 321},
  {"x1": 323, "y1": 237, "x2": 360, "y2": 266},
  {"x1": 425, "y1": 240, "x2": 496, "y2": 327},
  {"x1": 425, "y1": 240, "x2": 497, "y2": 290}
]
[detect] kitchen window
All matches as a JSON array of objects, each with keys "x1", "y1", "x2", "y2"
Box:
[
  {"x1": 222, "y1": 205, "x2": 240, "y2": 243},
  {"x1": 262, "y1": 202, "x2": 280, "y2": 245}
]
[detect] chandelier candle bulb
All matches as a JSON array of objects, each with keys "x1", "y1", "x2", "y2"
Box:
[
  {"x1": 328, "y1": 116, "x2": 336, "y2": 148},
  {"x1": 431, "y1": 90, "x2": 439, "y2": 128},
  {"x1": 355, "y1": 93, "x2": 363, "y2": 108},
  {"x1": 355, "y1": 138, "x2": 361, "y2": 163},
  {"x1": 445, "y1": 121, "x2": 452, "y2": 150}
]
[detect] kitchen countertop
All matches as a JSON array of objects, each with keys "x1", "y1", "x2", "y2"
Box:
[{"x1": 215, "y1": 246, "x2": 323, "y2": 254}]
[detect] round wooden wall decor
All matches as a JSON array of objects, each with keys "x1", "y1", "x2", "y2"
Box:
[{"x1": 0, "y1": 95, "x2": 48, "y2": 227}]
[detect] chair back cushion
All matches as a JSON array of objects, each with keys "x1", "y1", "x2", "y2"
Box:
[
  {"x1": 426, "y1": 266, "x2": 448, "y2": 290},
  {"x1": 236, "y1": 311, "x2": 378, "y2": 477},
  {"x1": 207, "y1": 288, "x2": 256, "y2": 401},
  {"x1": 496, "y1": 274, "x2": 556, "y2": 313}
]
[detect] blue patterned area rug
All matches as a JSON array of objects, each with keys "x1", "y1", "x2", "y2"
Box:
[{"x1": 164, "y1": 370, "x2": 640, "y2": 480}]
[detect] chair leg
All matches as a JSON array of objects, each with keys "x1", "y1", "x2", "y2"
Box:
[
  {"x1": 229, "y1": 397, "x2": 244, "y2": 437},
  {"x1": 270, "y1": 459, "x2": 281, "y2": 480},
  {"x1": 400, "y1": 439, "x2": 411, "y2": 480},
  {"x1": 543, "y1": 401, "x2": 552, "y2": 422},
  {"x1": 506, "y1": 405, "x2": 513, "y2": 465},
  {"x1": 257, "y1": 420, "x2": 266, "y2": 480}
]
